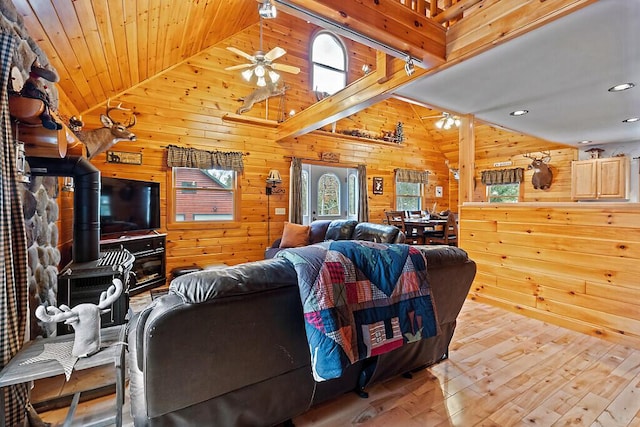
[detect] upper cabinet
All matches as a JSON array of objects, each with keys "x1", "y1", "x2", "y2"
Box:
[{"x1": 571, "y1": 156, "x2": 629, "y2": 200}]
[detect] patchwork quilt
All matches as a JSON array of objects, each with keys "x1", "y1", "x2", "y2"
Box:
[{"x1": 277, "y1": 241, "x2": 439, "y2": 381}]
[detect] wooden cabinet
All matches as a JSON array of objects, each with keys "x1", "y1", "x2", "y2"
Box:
[
  {"x1": 571, "y1": 156, "x2": 629, "y2": 200},
  {"x1": 101, "y1": 233, "x2": 166, "y2": 295}
]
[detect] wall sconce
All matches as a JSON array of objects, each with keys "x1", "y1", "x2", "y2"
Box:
[{"x1": 266, "y1": 169, "x2": 285, "y2": 195}]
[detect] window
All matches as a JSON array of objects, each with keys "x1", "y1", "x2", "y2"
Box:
[
  {"x1": 396, "y1": 181, "x2": 422, "y2": 211},
  {"x1": 487, "y1": 183, "x2": 520, "y2": 203},
  {"x1": 317, "y1": 173, "x2": 340, "y2": 215},
  {"x1": 311, "y1": 32, "x2": 347, "y2": 95},
  {"x1": 170, "y1": 167, "x2": 237, "y2": 223}
]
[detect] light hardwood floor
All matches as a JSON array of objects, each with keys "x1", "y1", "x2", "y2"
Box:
[{"x1": 39, "y1": 299, "x2": 640, "y2": 426}]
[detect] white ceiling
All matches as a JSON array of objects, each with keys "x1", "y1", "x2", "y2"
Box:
[{"x1": 394, "y1": 0, "x2": 640, "y2": 147}]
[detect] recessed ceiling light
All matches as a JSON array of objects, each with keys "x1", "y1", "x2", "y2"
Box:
[
  {"x1": 608, "y1": 82, "x2": 635, "y2": 92},
  {"x1": 509, "y1": 110, "x2": 529, "y2": 116},
  {"x1": 580, "y1": 140, "x2": 592, "y2": 144},
  {"x1": 622, "y1": 117, "x2": 639, "y2": 123}
]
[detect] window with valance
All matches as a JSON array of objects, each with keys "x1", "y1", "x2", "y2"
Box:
[
  {"x1": 394, "y1": 169, "x2": 429, "y2": 210},
  {"x1": 166, "y1": 145, "x2": 244, "y2": 225},
  {"x1": 481, "y1": 168, "x2": 524, "y2": 203}
]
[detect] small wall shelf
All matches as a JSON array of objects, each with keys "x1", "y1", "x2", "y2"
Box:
[
  {"x1": 222, "y1": 113, "x2": 279, "y2": 128},
  {"x1": 312, "y1": 130, "x2": 405, "y2": 147}
]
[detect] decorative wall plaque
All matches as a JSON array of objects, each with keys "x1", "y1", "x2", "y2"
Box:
[
  {"x1": 106, "y1": 151, "x2": 142, "y2": 165},
  {"x1": 321, "y1": 152, "x2": 340, "y2": 163},
  {"x1": 373, "y1": 177, "x2": 383, "y2": 195}
]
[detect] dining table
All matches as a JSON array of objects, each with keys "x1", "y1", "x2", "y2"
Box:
[{"x1": 401, "y1": 217, "x2": 449, "y2": 244}]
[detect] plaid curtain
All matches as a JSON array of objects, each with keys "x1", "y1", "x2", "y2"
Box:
[
  {"x1": 1, "y1": 33, "x2": 29, "y2": 426},
  {"x1": 395, "y1": 168, "x2": 430, "y2": 183},
  {"x1": 357, "y1": 164, "x2": 369, "y2": 222},
  {"x1": 481, "y1": 168, "x2": 524, "y2": 185},
  {"x1": 166, "y1": 144, "x2": 244, "y2": 172}
]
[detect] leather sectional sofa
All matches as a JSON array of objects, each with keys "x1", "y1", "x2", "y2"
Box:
[{"x1": 128, "y1": 229, "x2": 476, "y2": 426}]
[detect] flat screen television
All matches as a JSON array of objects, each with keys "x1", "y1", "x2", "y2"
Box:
[{"x1": 100, "y1": 177, "x2": 161, "y2": 237}]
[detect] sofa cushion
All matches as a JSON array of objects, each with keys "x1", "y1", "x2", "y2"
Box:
[
  {"x1": 279, "y1": 222, "x2": 311, "y2": 248},
  {"x1": 352, "y1": 222, "x2": 400, "y2": 243},
  {"x1": 325, "y1": 219, "x2": 358, "y2": 241},
  {"x1": 309, "y1": 220, "x2": 332, "y2": 244}
]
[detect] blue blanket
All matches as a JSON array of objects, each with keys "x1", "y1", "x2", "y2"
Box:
[{"x1": 277, "y1": 241, "x2": 439, "y2": 381}]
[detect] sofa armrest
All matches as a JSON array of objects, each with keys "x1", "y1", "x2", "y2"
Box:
[{"x1": 169, "y1": 258, "x2": 297, "y2": 303}]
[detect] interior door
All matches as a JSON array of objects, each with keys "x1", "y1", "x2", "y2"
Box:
[{"x1": 304, "y1": 164, "x2": 357, "y2": 223}]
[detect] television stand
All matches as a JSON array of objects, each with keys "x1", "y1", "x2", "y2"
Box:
[{"x1": 100, "y1": 233, "x2": 166, "y2": 296}]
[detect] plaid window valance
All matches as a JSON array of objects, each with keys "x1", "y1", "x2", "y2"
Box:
[
  {"x1": 481, "y1": 168, "x2": 524, "y2": 185},
  {"x1": 166, "y1": 145, "x2": 244, "y2": 172},
  {"x1": 395, "y1": 168, "x2": 429, "y2": 184}
]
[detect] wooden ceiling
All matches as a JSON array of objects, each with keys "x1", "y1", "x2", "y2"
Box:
[
  {"x1": 12, "y1": 0, "x2": 260, "y2": 113},
  {"x1": 11, "y1": 0, "x2": 573, "y2": 166}
]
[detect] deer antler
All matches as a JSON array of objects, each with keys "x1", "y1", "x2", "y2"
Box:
[
  {"x1": 105, "y1": 98, "x2": 136, "y2": 128},
  {"x1": 98, "y1": 278, "x2": 124, "y2": 311},
  {"x1": 35, "y1": 304, "x2": 78, "y2": 324}
]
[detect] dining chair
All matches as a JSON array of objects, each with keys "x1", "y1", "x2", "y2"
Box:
[
  {"x1": 385, "y1": 210, "x2": 426, "y2": 245},
  {"x1": 426, "y1": 214, "x2": 458, "y2": 246},
  {"x1": 385, "y1": 210, "x2": 406, "y2": 227}
]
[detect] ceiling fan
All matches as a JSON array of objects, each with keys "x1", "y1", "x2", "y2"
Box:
[
  {"x1": 421, "y1": 112, "x2": 461, "y2": 129},
  {"x1": 225, "y1": 8, "x2": 300, "y2": 87}
]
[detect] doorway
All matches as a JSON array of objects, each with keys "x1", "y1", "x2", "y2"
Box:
[{"x1": 302, "y1": 164, "x2": 358, "y2": 224}]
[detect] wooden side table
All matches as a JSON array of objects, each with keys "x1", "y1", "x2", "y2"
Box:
[{"x1": 0, "y1": 325, "x2": 126, "y2": 427}]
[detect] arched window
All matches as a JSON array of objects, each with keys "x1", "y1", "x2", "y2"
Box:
[
  {"x1": 311, "y1": 31, "x2": 347, "y2": 95},
  {"x1": 317, "y1": 173, "x2": 341, "y2": 215}
]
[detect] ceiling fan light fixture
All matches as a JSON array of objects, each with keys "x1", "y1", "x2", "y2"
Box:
[
  {"x1": 241, "y1": 69, "x2": 254, "y2": 81},
  {"x1": 254, "y1": 64, "x2": 266, "y2": 77},
  {"x1": 256, "y1": 76, "x2": 267, "y2": 87},
  {"x1": 622, "y1": 117, "x2": 639, "y2": 123},
  {"x1": 268, "y1": 70, "x2": 280, "y2": 83},
  {"x1": 259, "y1": 0, "x2": 277, "y2": 19}
]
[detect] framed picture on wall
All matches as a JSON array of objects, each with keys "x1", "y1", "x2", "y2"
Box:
[{"x1": 373, "y1": 177, "x2": 383, "y2": 195}]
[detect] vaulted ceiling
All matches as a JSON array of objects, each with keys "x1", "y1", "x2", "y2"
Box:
[{"x1": 12, "y1": 0, "x2": 260, "y2": 112}]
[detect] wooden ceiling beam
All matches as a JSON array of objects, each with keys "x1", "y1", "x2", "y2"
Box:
[
  {"x1": 274, "y1": 0, "x2": 446, "y2": 68},
  {"x1": 277, "y1": 52, "x2": 424, "y2": 141}
]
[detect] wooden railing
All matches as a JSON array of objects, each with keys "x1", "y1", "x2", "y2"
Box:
[{"x1": 394, "y1": 0, "x2": 484, "y2": 27}]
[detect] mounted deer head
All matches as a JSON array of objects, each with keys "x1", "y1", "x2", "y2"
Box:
[
  {"x1": 524, "y1": 151, "x2": 553, "y2": 190},
  {"x1": 445, "y1": 159, "x2": 460, "y2": 180},
  {"x1": 35, "y1": 278, "x2": 123, "y2": 357},
  {"x1": 81, "y1": 99, "x2": 137, "y2": 159}
]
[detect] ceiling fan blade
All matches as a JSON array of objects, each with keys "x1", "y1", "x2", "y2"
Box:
[
  {"x1": 225, "y1": 64, "x2": 255, "y2": 71},
  {"x1": 265, "y1": 46, "x2": 286, "y2": 62},
  {"x1": 227, "y1": 46, "x2": 256, "y2": 62},
  {"x1": 271, "y1": 63, "x2": 300, "y2": 74}
]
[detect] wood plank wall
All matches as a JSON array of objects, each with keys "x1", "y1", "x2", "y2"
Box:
[
  {"x1": 460, "y1": 203, "x2": 640, "y2": 349},
  {"x1": 56, "y1": 16, "x2": 453, "y2": 275}
]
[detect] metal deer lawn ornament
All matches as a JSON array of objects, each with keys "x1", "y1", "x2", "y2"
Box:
[
  {"x1": 524, "y1": 151, "x2": 553, "y2": 190},
  {"x1": 35, "y1": 278, "x2": 123, "y2": 357},
  {"x1": 81, "y1": 99, "x2": 137, "y2": 159}
]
